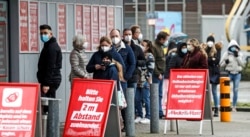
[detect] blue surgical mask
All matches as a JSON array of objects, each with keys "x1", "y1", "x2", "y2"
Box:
[
  {"x1": 181, "y1": 48, "x2": 188, "y2": 54},
  {"x1": 40, "y1": 34, "x2": 50, "y2": 43},
  {"x1": 230, "y1": 47, "x2": 236, "y2": 52}
]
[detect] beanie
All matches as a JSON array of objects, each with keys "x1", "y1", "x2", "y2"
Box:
[{"x1": 206, "y1": 35, "x2": 215, "y2": 43}]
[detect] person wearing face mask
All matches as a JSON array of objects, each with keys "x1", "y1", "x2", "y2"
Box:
[
  {"x1": 181, "y1": 38, "x2": 208, "y2": 69},
  {"x1": 37, "y1": 24, "x2": 62, "y2": 114},
  {"x1": 152, "y1": 31, "x2": 170, "y2": 119},
  {"x1": 205, "y1": 35, "x2": 221, "y2": 117},
  {"x1": 86, "y1": 36, "x2": 125, "y2": 80},
  {"x1": 220, "y1": 39, "x2": 245, "y2": 112},
  {"x1": 69, "y1": 34, "x2": 89, "y2": 86}
]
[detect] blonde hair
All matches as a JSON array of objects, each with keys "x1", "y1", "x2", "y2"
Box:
[
  {"x1": 98, "y1": 36, "x2": 112, "y2": 50},
  {"x1": 187, "y1": 38, "x2": 208, "y2": 58},
  {"x1": 112, "y1": 59, "x2": 125, "y2": 81}
]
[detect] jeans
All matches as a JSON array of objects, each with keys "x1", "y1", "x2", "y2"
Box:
[
  {"x1": 229, "y1": 73, "x2": 241, "y2": 107},
  {"x1": 211, "y1": 83, "x2": 219, "y2": 107},
  {"x1": 135, "y1": 82, "x2": 150, "y2": 118},
  {"x1": 152, "y1": 74, "x2": 164, "y2": 117}
]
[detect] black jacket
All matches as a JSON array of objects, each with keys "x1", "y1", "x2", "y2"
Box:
[
  {"x1": 123, "y1": 40, "x2": 146, "y2": 83},
  {"x1": 37, "y1": 37, "x2": 62, "y2": 86}
]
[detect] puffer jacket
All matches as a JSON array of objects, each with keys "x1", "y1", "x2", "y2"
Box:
[
  {"x1": 220, "y1": 40, "x2": 244, "y2": 74},
  {"x1": 69, "y1": 48, "x2": 89, "y2": 82}
]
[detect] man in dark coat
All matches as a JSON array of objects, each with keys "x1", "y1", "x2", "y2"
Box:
[{"x1": 37, "y1": 24, "x2": 62, "y2": 99}]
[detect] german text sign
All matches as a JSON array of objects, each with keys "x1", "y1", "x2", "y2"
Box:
[
  {"x1": 166, "y1": 69, "x2": 207, "y2": 120},
  {"x1": 63, "y1": 79, "x2": 115, "y2": 137},
  {"x1": 0, "y1": 83, "x2": 39, "y2": 137}
]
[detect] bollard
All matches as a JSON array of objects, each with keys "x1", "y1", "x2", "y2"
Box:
[
  {"x1": 125, "y1": 88, "x2": 135, "y2": 137},
  {"x1": 41, "y1": 98, "x2": 48, "y2": 137},
  {"x1": 47, "y1": 98, "x2": 61, "y2": 137},
  {"x1": 150, "y1": 83, "x2": 159, "y2": 133},
  {"x1": 220, "y1": 77, "x2": 231, "y2": 122}
]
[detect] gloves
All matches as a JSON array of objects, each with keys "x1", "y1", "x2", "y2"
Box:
[
  {"x1": 234, "y1": 51, "x2": 238, "y2": 57},
  {"x1": 225, "y1": 59, "x2": 229, "y2": 64}
]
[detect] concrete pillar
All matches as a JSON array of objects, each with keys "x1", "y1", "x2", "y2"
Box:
[
  {"x1": 125, "y1": 88, "x2": 135, "y2": 137},
  {"x1": 150, "y1": 83, "x2": 159, "y2": 133}
]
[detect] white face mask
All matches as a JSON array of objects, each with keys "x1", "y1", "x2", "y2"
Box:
[
  {"x1": 187, "y1": 45, "x2": 194, "y2": 52},
  {"x1": 138, "y1": 33, "x2": 143, "y2": 41},
  {"x1": 207, "y1": 41, "x2": 214, "y2": 47},
  {"x1": 163, "y1": 40, "x2": 169, "y2": 47},
  {"x1": 124, "y1": 35, "x2": 132, "y2": 42},
  {"x1": 83, "y1": 42, "x2": 88, "y2": 49},
  {"x1": 101, "y1": 46, "x2": 111, "y2": 52},
  {"x1": 112, "y1": 37, "x2": 120, "y2": 45}
]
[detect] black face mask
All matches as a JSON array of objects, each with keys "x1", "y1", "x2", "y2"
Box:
[{"x1": 102, "y1": 61, "x2": 111, "y2": 68}]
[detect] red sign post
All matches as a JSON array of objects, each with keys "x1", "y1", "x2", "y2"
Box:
[
  {"x1": 0, "y1": 83, "x2": 39, "y2": 137},
  {"x1": 63, "y1": 79, "x2": 115, "y2": 137},
  {"x1": 166, "y1": 69, "x2": 207, "y2": 120}
]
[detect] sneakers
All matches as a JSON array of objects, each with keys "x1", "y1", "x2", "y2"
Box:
[
  {"x1": 232, "y1": 107, "x2": 237, "y2": 112},
  {"x1": 140, "y1": 118, "x2": 150, "y2": 124},
  {"x1": 134, "y1": 117, "x2": 142, "y2": 123}
]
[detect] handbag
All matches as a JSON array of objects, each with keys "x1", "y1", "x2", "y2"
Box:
[{"x1": 117, "y1": 82, "x2": 127, "y2": 109}]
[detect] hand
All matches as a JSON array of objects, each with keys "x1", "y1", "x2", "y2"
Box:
[
  {"x1": 212, "y1": 57, "x2": 215, "y2": 61},
  {"x1": 101, "y1": 66, "x2": 106, "y2": 70},
  {"x1": 95, "y1": 64, "x2": 101, "y2": 70},
  {"x1": 158, "y1": 74, "x2": 163, "y2": 80},
  {"x1": 42, "y1": 86, "x2": 50, "y2": 94},
  {"x1": 225, "y1": 59, "x2": 229, "y2": 64}
]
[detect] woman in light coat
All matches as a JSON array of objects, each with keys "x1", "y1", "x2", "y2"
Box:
[{"x1": 69, "y1": 34, "x2": 89, "y2": 85}]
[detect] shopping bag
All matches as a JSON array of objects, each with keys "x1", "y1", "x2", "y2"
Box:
[{"x1": 117, "y1": 82, "x2": 127, "y2": 109}]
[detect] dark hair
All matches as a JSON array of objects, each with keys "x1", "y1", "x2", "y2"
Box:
[
  {"x1": 101, "y1": 52, "x2": 112, "y2": 60},
  {"x1": 130, "y1": 25, "x2": 140, "y2": 35},
  {"x1": 39, "y1": 24, "x2": 52, "y2": 30},
  {"x1": 123, "y1": 28, "x2": 131, "y2": 33},
  {"x1": 142, "y1": 39, "x2": 154, "y2": 54},
  {"x1": 156, "y1": 31, "x2": 169, "y2": 40}
]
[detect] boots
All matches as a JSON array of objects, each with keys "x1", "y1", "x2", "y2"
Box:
[{"x1": 213, "y1": 107, "x2": 219, "y2": 117}]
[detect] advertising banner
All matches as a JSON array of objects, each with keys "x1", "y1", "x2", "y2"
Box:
[
  {"x1": 107, "y1": 7, "x2": 114, "y2": 35},
  {"x1": 0, "y1": 83, "x2": 39, "y2": 137},
  {"x1": 99, "y1": 6, "x2": 107, "y2": 37},
  {"x1": 29, "y1": 2, "x2": 39, "y2": 52},
  {"x1": 166, "y1": 69, "x2": 207, "y2": 120},
  {"x1": 91, "y1": 6, "x2": 99, "y2": 51},
  {"x1": 0, "y1": 1, "x2": 7, "y2": 76},
  {"x1": 57, "y1": 3, "x2": 66, "y2": 50},
  {"x1": 83, "y1": 5, "x2": 92, "y2": 51},
  {"x1": 75, "y1": 5, "x2": 83, "y2": 35},
  {"x1": 19, "y1": 1, "x2": 29, "y2": 52},
  {"x1": 63, "y1": 79, "x2": 115, "y2": 137}
]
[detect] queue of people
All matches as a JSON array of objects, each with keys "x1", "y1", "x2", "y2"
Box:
[{"x1": 37, "y1": 24, "x2": 245, "y2": 131}]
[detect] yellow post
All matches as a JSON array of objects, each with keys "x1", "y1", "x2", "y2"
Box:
[{"x1": 220, "y1": 77, "x2": 231, "y2": 122}]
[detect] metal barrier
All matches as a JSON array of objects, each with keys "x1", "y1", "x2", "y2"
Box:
[{"x1": 41, "y1": 97, "x2": 61, "y2": 137}]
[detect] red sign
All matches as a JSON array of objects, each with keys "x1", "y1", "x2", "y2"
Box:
[
  {"x1": 19, "y1": 1, "x2": 29, "y2": 52},
  {"x1": 57, "y1": 4, "x2": 66, "y2": 50},
  {"x1": 63, "y1": 79, "x2": 115, "y2": 137},
  {"x1": 107, "y1": 7, "x2": 114, "y2": 35},
  {"x1": 29, "y1": 2, "x2": 39, "y2": 52},
  {"x1": 166, "y1": 69, "x2": 207, "y2": 120},
  {"x1": 99, "y1": 7, "x2": 107, "y2": 37},
  {"x1": 75, "y1": 5, "x2": 83, "y2": 35},
  {"x1": 83, "y1": 5, "x2": 92, "y2": 51},
  {"x1": 91, "y1": 6, "x2": 99, "y2": 51},
  {"x1": 0, "y1": 83, "x2": 39, "y2": 137}
]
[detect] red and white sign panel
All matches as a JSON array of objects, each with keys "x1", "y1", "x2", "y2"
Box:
[
  {"x1": 75, "y1": 5, "x2": 83, "y2": 35},
  {"x1": 0, "y1": 1, "x2": 7, "y2": 75},
  {"x1": 63, "y1": 79, "x2": 115, "y2": 137},
  {"x1": 99, "y1": 6, "x2": 107, "y2": 37},
  {"x1": 57, "y1": 4, "x2": 66, "y2": 50},
  {"x1": 83, "y1": 5, "x2": 92, "y2": 51},
  {"x1": 29, "y1": 2, "x2": 39, "y2": 52},
  {"x1": 0, "y1": 83, "x2": 39, "y2": 137},
  {"x1": 91, "y1": 6, "x2": 99, "y2": 51},
  {"x1": 19, "y1": 1, "x2": 29, "y2": 52},
  {"x1": 166, "y1": 69, "x2": 207, "y2": 120},
  {"x1": 107, "y1": 7, "x2": 114, "y2": 35}
]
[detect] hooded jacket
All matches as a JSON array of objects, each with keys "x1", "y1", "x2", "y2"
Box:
[
  {"x1": 164, "y1": 42, "x2": 177, "y2": 79},
  {"x1": 220, "y1": 40, "x2": 244, "y2": 74}
]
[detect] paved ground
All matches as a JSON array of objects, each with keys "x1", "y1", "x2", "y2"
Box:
[{"x1": 122, "y1": 81, "x2": 250, "y2": 137}]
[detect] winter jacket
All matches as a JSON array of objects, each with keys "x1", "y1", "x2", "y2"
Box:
[
  {"x1": 164, "y1": 48, "x2": 177, "y2": 79},
  {"x1": 86, "y1": 46, "x2": 125, "y2": 79},
  {"x1": 124, "y1": 40, "x2": 146, "y2": 83},
  {"x1": 182, "y1": 48, "x2": 208, "y2": 69},
  {"x1": 114, "y1": 41, "x2": 136, "y2": 81},
  {"x1": 220, "y1": 40, "x2": 244, "y2": 74},
  {"x1": 69, "y1": 48, "x2": 89, "y2": 82},
  {"x1": 153, "y1": 40, "x2": 166, "y2": 76},
  {"x1": 37, "y1": 37, "x2": 62, "y2": 86}
]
